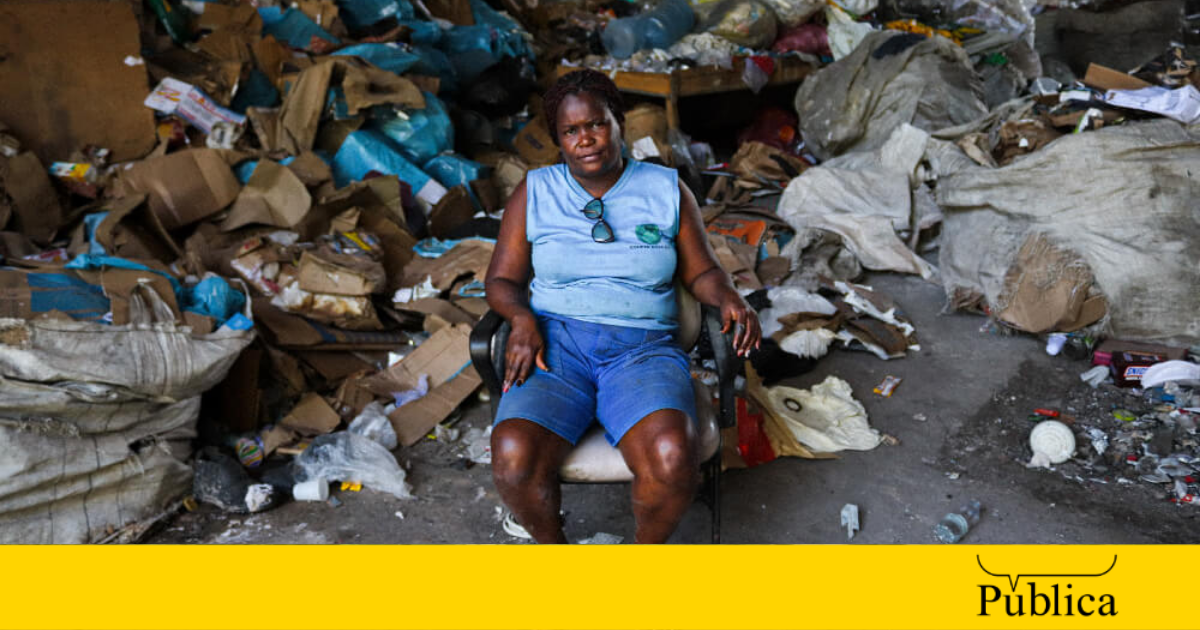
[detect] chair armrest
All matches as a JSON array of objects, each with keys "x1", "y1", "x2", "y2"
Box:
[
  {"x1": 470, "y1": 310, "x2": 507, "y2": 412},
  {"x1": 701, "y1": 304, "x2": 739, "y2": 430}
]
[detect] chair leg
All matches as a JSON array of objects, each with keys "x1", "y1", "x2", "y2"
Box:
[{"x1": 709, "y1": 459, "x2": 721, "y2": 544}]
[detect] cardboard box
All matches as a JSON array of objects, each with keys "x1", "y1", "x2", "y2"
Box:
[
  {"x1": 0, "y1": 269, "x2": 109, "y2": 322},
  {"x1": 359, "y1": 323, "x2": 482, "y2": 446},
  {"x1": 1083, "y1": 63, "x2": 1153, "y2": 91},
  {"x1": 296, "y1": 249, "x2": 386, "y2": 296},
  {"x1": 400, "y1": 239, "x2": 494, "y2": 290},
  {"x1": 112, "y1": 149, "x2": 241, "y2": 230},
  {"x1": 513, "y1": 115, "x2": 560, "y2": 167},
  {"x1": 92, "y1": 195, "x2": 182, "y2": 264},
  {"x1": 0, "y1": 0, "x2": 156, "y2": 164},
  {"x1": 0, "y1": 152, "x2": 64, "y2": 245},
  {"x1": 281, "y1": 392, "x2": 342, "y2": 436},
  {"x1": 220, "y1": 159, "x2": 313, "y2": 231}
]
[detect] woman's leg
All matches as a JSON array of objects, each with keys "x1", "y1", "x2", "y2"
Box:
[
  {"x1": 491, "y1": 419, "x2": 575, "y2": 544},
  {"x1": 616, "y1": 409, "x2": 699, "y2": 544}
]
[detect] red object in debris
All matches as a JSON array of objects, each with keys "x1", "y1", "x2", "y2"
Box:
[
  {"x1": 735, "y1": 397, "x2": 776, "y2": 468},
  {"x1": 1187, "y1": 476, "x2": 1196, "y2": 483},
  {"x1": 1034, "y1": 408, "x2": 1060, "y2": 418},
  {"x1": 1127, "y1": 455, "x2": 1138, "y2": 462}
]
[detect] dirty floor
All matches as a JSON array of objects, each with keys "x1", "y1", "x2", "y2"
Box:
[{"x1": 148, "y1": 273, "x2": 1200, "y2": 544}]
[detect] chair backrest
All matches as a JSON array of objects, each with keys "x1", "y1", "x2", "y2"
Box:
[{"x1": 675, "y1": 281, "x2": 702, "y2": 351}]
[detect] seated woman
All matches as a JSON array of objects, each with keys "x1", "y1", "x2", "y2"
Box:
[{"x1": 484, "y1": 69, "x2": 761, "y2": 544}]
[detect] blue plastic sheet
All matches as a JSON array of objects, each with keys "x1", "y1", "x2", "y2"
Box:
[
  {"x1": 423, "y1": 154, "x2": 488, "y2": 189},
  {"x1": 331, "y1": 129, "x2": 435, "y2": 192},
  {"x1": 260, "y1": 7, "x2": 341, "y2": 49},
  {"x1": 24, "y1": 272, "x2": 110, "y2": 322},
  {"x1": 66, "y1": 255, "x2": 184, "y2": 296},
  {"x1": 332, "y1": 43, "x2": 420, "y2": 74},
  {"x1": 371, "y1": 91, "x2": 452, "y2": 165},
  {"x1": 337, "y1": 0, "x2": 414, "y2": 29}
]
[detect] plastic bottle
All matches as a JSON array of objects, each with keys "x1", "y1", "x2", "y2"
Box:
[
  {"x1": 603, "y1": 0, "x2": 696, "y2": 59},
  {"x1": 933, "y1": 500, "x2": 982, "y2": 544}
]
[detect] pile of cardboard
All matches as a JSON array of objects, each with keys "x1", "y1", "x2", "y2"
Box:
[{"x1": 0, "y1": 0, "x2": 554, "y2": 507}]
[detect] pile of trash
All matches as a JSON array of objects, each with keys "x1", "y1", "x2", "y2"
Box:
[{"x1": 0, "y1": 0, "x2": 1196, "y2": 541}]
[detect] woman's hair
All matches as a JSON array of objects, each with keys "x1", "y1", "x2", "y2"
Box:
[{"x1": 542, "y1": 69, "x2": 626, "y2": 146}]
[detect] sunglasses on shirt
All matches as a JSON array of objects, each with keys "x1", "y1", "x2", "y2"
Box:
[{"x1": 582, "y1": 198, "x2": 615, "y2": 243}]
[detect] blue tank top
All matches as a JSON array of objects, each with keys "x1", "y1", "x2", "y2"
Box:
[{"x1": 526, "y1": 161, "x2": 680, "y2": 330}]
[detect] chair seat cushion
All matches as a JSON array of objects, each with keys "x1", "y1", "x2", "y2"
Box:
[{"x1": 559, "y1": 380, "x2": 720, "y2": 483}]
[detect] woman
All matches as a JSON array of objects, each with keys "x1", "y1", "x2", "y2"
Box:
[{"x1": 485, "y1": 69, "x2": 760, "y2": 544}]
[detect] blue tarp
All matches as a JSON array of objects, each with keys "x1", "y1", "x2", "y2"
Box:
[{"x1": 337, "y1": 0, "x2": 415, "y2": 30}]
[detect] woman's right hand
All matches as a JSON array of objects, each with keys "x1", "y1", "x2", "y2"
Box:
[{"x1": 504, "y1": 314, "x2": 550, "y2": 392}]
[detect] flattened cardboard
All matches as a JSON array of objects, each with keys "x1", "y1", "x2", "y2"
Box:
[
  {"x1": 0, "y1": 152, "x2": 63, "y2": 245},
  {"x1": 1083, "y1": 63, "x2": 1152, "y2": 91},
  {"x1": 93, "y1": 195, "x2": 183, "y2": 263},
  {"x1": 276, "y1": 61, "x2": 334, "y2": 155},
  {"x1": 253, "y1": 297, "x2": 410, "y2": 349},
  {"x1": 333, "y1": 374, "x2": 377, "y2": 418},
  {"x1": 220, "y1": 160, "x2": 313, "y2": 231},
  {"x1": 295, "y1": 0, "x2": 339, "y2": 30},
  {"x1": 400, "y1": 240, "x2": 494, "y2": 290},
  {"x1": 997, "y1": 234, "x2": 1101, "y2": 334},
  {"x1": 298, "y1": 351, "x2": 376, "y2": 381},
  {"x1": 0, "y1": 0, "x2": 156, "y2": 164},
  {"x1": 281, "y1": 392, "x2": 342, "y2": 436},
  {"x1": 358, "y1": 323, "x2": 481, "y2": 446},
  {"x1": 296, "y1": 249, "x2": 385, "y2": 296},
  {"x1": 287, "y1": 151, "x2": 334, "y2": 188},
  {"x1": 96, "y1": 268, "x2": 182, "y2": 326},
  {"x1": 340, "y1": 62, "x2": 425, "y2": 115},
  {"x1": 113, "y1": 149, "x2": 241, "y2": 230},
  {"x1": 253, "y1": 36, "x2": 290, "y2": 89},
  {"x1": 193, "y1": 1, "x2": 263, "y2": 34},
  {"x1": 428, "y1": 186, "x2": 476, "y2": 239}
]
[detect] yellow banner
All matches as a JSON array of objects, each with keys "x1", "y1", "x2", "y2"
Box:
[{"x1": 0, "y1": 545, "x2": 1179, "y2": 629}]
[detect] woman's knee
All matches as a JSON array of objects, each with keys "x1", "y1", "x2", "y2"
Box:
[
  {"x1": 635, "y1": 429, "x2": 699, "y2": 488},
  {"x1": 490, "y1": 420, "x2": 563, "y2": 490}
]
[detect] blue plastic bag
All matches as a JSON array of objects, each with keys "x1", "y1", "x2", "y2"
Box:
[
  {"x1": 337, "y1": 0, "x2": 414, "y2": 29},
  {"x1": 260, "y1": 7, "x2": 341, "y2": 49},
  {"x1": 82, "y1": 212, "x2": 110, "y2": 256},
  {"x1": 331, "y1": 129, "x2": 440, "y2": 200},
  {"x1": 399, "y1": 20, "x2": 443, "y2": 46},
  {"x1": 231, "y1": 69, "x2": 281, "y2": 113},
  {"x1": 410, "y1": 46, "x2": 458, "y2": 93},
  {"x1": 185, "y1": 274, "x2": 248, "y2": 325},
  {"x1": 371, "y1": 91, "x2": 453, "y2": 165},
  {"x1": 423, "y1": 154, "x2": 488, "y2": 189},
  {"x1": 332, "y1": 43, "x2": 420, "y2": 74}
]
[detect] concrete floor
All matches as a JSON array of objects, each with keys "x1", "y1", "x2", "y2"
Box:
[{"x1": 149, "y1": 270, "x2": 1200, "y2": 545}]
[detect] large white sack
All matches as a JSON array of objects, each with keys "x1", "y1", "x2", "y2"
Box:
[
  {"x1": 936, "y1": 120, "x2": 1200, "y2": 344},
  {"x1": 777, "y1": 124, "x2": 936, "y2": 278},
  {"x1": 794, "y1": 30, "x2": 987, "y2": 160}
]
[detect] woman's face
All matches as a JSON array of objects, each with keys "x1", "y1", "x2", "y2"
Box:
[{"x1": 555, "y1": 92, "x2": 623, "y2": 181}]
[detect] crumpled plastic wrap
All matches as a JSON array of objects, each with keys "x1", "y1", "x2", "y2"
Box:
[{"x1": 293, "y1": 431, "x2": 414, "y2": 499}]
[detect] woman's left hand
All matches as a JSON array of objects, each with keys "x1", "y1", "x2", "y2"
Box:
[{"x1": 719, "y1": 294, "x2": 761, "y2": 358}]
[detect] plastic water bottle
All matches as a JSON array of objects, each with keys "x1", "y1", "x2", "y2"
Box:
[
  {"x1": 643, "y1": 0, "x2": 695, "y2": 50},
  {"x1": 602, "y1": 0, "x2": 696, "y2": 59},
  {"x1": 933, "y1": 500, "x2": 982, "y2": 543}
]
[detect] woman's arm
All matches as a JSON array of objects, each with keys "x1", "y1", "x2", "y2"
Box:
[
  {"x1": 674, "y1": 181, "x2": 761, "y2": 357},
  {"x1": 484, "y1": 179, "x2": 549, "y2": 390}
]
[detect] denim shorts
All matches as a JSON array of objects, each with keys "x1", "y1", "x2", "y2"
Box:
[{"x1": 494, "y1": 314, "x2": 697, "y2": 446}]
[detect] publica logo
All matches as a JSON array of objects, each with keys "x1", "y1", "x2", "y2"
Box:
[{"x1": 977, "y1": 555, "x2": 1117, "y2": 617}]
